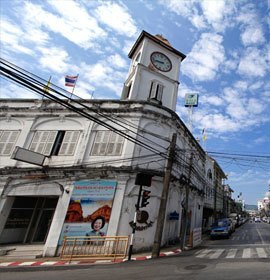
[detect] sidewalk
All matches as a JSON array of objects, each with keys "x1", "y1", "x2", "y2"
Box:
[
  {"x1": 0, "y1": 234, "x2": 209, "y2": 269},
  {"x1": 0, "y1": 245, "x2": 183, "y2": 269}
]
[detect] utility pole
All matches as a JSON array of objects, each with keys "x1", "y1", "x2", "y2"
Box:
[
  {"x1": 213, "y1": 179, "x2": 217, "y2": 221},
  {"x1": 180, "y1": 153, "x2": 193, "y2": 251},
  {"x1": 152, "y1": 133, "x2": 177, "y2": 258}
]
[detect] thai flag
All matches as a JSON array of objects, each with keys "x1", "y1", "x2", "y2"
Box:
[{"x1": 65, "y1": 75, "x2": 78, "y2": 87}]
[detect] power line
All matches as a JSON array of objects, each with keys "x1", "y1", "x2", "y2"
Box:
[{"x1": 0, "y1": 58, "x2": 171, "y2": 160}]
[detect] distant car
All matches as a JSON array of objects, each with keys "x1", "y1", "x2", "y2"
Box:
[
  {"x1": 254, "y1": 217, "x2": 261, "y2": 223},
  {"x1": 210, "y1": 219, "x2": 231, "y2": 239}
]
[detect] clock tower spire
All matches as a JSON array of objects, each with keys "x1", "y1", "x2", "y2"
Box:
[{"x1": 121, "y1": 30, "x2": 186, "y2": 111}]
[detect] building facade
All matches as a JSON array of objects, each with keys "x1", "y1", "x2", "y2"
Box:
[{"x1": 0, "y1": 31, "x2": 227, "y2": 257}]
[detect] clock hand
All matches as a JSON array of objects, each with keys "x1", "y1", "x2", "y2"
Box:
[{"x1": 155, "y1": 60, "x2": 164, "y2": 64}]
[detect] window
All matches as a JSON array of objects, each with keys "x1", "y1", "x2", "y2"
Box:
[
  {"x1": 91, "y1": 130, "x2": 125, "y2": 156},
  {"x1": 149, "y1": 81, "x2": 163, "y2": 103},
  {"x1": 207, "y1": 169, "x2": 213, "y2": 180},
  {"x1": 0, "y1": 130, "x2": 20, "y2": 155},
  {"x1": 29, "y1": 130, "x2": 80, "y2": 156}
]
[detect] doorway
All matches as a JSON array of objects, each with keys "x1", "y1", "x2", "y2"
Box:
[{"x1": 0, "y1": 196, "x2": 58, "y2": 244}]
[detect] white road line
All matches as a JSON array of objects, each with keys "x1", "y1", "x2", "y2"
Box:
[
  {"x1": 256, "y1": 225, "x2": 266, "y2": 244},
  {"x1": 226, "y1": 248, "x2": 237, "y2": 258},
  {"x1": 209, "y1": 249, "x2": 224, "y2": 259},
  {"x1": 256, "y1": 247, "x2": 267, "y2": 258},
  {"x1": 196, "y1": 249, "x2": 211, "y2": 258},
  {"x1": 242, "y1": 248, "x2": 251, "y2": 258}
]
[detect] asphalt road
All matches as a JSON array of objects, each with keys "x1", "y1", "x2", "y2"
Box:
[{"x1": 1, "y1": 220, "x2": 269, "y2": 280}]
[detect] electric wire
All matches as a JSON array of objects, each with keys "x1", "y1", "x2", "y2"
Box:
[
  {"x1": 0, "y1": 59, "x2": 171, "y2": 160},
  {"x1": 0, "y1": 58, "x2": 171, "y2": 154}
]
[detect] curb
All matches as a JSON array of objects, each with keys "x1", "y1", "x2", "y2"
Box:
[{"x1": 0, "y1": 248, "x2": 182, "y2": 268}]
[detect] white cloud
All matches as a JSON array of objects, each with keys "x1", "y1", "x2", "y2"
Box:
[
  {"x1": 95, "y1": 2, "x2": 138, "y2": 37},
  {"x1": 182, "y1": 33, "x2": 225, "y2": 81},
  {"x1": 237, "y1": 3, "x2": 266, "y2": 47},
  {"x1": 37, "y1": 46, "x2": 70, "y2": 73},
  {"x1": 199, "y1": 113, "x2": 239, "y2": 132},
  {"x1": 161, "y1": 0, "x2": 234, "y2": 32},
  {"x1": 234, "y1": 81, "x2": 248, "y2": 90},
  {"x1": 107, "y1": 54, "x2": 127, "y2": 69},
  {"x1": 247, "y1": 98, "x2": 265, "y2": 114},
  {"x1": 0, "y1": 19, "x2": 34, "y2": 55},
  {"x1": 254, "y1": 136, "x2": 270, "y2": 144},
  {"x1": 205, "y1": 96, "x2": 224, "y2": 106},
  {"x1": 238, "y1": 47, "x2": 268, "y2": 77},
  {"x1": 241, "y1": 26, "x2": 265, "y2": 46},
  {"x1": 190, "y1": 14, "x2": 207, "y2": 29},
  {"x1": 226, "y1": 102, "x2": 248, "y2": 120},
  {"x1": 81, "y1": 61, "x2": 126, "y2": 96},
  {"x1": 22, "y1": 1, "x2": 107, "y2": 50},
  {"x1": 161, "y1": 0, "x2": 198, "y2": 18}
]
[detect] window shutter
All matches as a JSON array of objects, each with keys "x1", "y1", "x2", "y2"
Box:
[
  {"x1": 115, "y1": 135, "x2": 124, "y2": 155},
  {"x1": 91, "y1": 131, "x2": 103, "y2": 156},
  {"x1": 43, "y1": 131, "x2": 57, "y2": 155},
  {"x1": 58, "y1": 131, "x2": 80, "y2": 155},
  {"x1": 30, "y1": 131, "x2": 57, "y2": 155},
  {"x1": 157, "y1": 84, "x2": 164, "y2": 101},
  {"x1": 149, "y1": 82, "x2": 157, "y2": 99},
  {"x1": 0, "y1": 131, "x2": 20, "y2": 155},
  {"x1": 91, "y1": 130, "x2": 125, "y2": 156}
]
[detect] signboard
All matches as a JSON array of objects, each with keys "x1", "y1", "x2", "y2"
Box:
[
  {"x1": 184, "y1": 93, "x2": 198, "y2": 107},
  {"x1": 192, "y1": 227, "x2": 202, "y2": 247},
  {"x1": 58, "y1": 180, "x2": 117, "y2": 244},
  {"x1": 11, "y1": 146, "x2": 46, "y2": 166}
]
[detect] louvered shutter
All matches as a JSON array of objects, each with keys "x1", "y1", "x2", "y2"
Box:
[
  {"x1": 58, "y1": 131, "x2": 80, "y2": 155},
  {"x1": 107, "y1": 132, "x2": 117, "y2": 155},
  {"x1": 29, "y1": 131, "x2": 57, "y2": 155},
  {"x1": 149, "y1": 82, "x2": 158, "y2": 99},
  {"x1": 157, "y1": 84, "x2": 163, "y2": 101},
  {"x1": 0, "y1": 131, "x2": 20, "y2": 155},
  {"x1": 91, "y1": 131, "x2": 103, "y2": 156},
  {"x1": 99, "y1": 131, "x2": 110, "y2": 155},
  {"x1": 115, "y1": 134, "x2": 124, "y2": 155}
]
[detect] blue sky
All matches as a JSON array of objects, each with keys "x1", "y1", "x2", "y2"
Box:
[{"x1": 0, "y1": 0, "x2": 269, "y2": 205}]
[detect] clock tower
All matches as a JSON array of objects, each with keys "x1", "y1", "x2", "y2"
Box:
[{"x1": 121, "y1": 30, "x2": 186, "y2": 111}]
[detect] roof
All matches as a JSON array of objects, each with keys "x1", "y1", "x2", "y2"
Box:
[{"x1": 128, "y1": 30, "x2": 186, "y2": 60}]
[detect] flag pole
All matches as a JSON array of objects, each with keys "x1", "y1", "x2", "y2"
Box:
[
  {"x1": 70, "y1": 74, "x2": 79, "y2": 100},
  {"x1": 42, "y1": 76, "x2": 51, "y2": 99}
]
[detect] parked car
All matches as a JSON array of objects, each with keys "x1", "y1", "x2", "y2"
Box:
[{"x1": 210, "y1": 219, "x2": 231, "y2": 239}]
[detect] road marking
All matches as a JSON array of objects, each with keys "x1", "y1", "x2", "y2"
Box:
[
  {"x1": 0, "y1": 262, "x2": 12, "y2": 267},
  {"x1": 209, "y1": 249, "x2": 224, "y2": 259},
  {"x1": 242, "y1": 248, "x2": 251, "y2": 258},
  {"x1": 256, "y1": 226, "x2": 266, "y2": 244},
  {"x1": 256, "y1": 247, "x2": 267, "y2": 258},
  {"x1": 18, "y1": 262, "x2": 36, "y2": 266},
  {"x1": 226, "y1": 248, "x2": 237, "y2": 258},
  {"x1": 196, "y1": 249, "x2": 211, "y2": 258}
]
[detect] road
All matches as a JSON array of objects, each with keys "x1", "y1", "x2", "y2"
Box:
[{"x1": 1, "y1": 220, "x2": 269, "y2": 280}]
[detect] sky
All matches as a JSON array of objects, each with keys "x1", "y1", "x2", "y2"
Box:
[{"x1": 0, "y1": 0, "x2": 269, "y2": 205}]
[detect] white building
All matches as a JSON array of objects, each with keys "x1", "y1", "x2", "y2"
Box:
[{"x1": 0, "y1": 31, "x2": 226, "y2": 257}]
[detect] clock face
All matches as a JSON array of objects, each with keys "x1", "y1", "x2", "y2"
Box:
[{"x1": 150, "y1": 52, "x2": 172, "y2": 72}]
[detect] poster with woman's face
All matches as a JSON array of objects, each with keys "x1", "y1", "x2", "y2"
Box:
[{"x1": 58, "y1": 180, "x2": 117, "y2": 244}]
